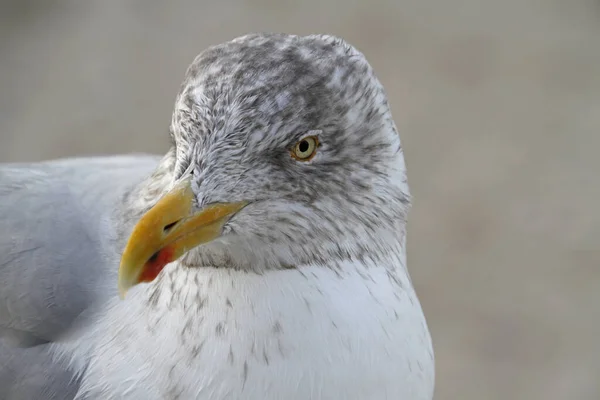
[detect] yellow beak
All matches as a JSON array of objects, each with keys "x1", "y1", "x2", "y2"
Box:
[{"x1": 118, "y1": 178, "x2": 247, "y2": 298}]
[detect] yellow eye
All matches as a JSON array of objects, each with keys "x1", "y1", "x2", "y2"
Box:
[{"x1": 291, "y1": 136, "x2": 319, "y2": 161}]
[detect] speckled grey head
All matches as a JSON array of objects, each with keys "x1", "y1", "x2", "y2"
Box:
[{"x1": 129, "y1": 33, "x2": 411, "y2": 271}]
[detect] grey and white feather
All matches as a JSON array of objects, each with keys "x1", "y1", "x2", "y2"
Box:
[{"x1": 0, "y1": 33, "x2": 434, "y2": 399}]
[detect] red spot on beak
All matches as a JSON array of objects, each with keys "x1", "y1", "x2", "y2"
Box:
[{"x1": 139, "y1": 246, "x2": 175, "y2": 283}]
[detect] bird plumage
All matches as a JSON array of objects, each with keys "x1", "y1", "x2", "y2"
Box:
[{"x1": 0, "y1": 33, "x2": 434, "y2": 399}]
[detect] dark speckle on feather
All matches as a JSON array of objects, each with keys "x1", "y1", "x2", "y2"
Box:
[
  {"x1": 215, "y1": 322, "x2": 225, "y2": 336},
  {"x1": 242, "y1": 361, "x2": 249, "y2": 388},
  {"x1": 228, "y1": 345, "x2": 235, "y2": 365}
]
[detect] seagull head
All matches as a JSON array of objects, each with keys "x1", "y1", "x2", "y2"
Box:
[{"x1": 118, "y1": 33, "x2": 410, "y2": 297}]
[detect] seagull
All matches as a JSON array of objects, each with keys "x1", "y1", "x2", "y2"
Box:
[{"x1": 0, "y1": 33, "x2": 434, "y2": 399}]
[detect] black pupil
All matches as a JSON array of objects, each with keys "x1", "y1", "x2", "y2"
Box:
[{"x1": 298, "y1": 140, "x2": 309, "y2": 153}]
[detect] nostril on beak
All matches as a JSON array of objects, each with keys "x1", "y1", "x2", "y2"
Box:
[{"x1": 163, "y1": 220, "x2": 180, "y2": 234}]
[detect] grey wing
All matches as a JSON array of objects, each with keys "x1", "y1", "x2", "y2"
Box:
[
  {"x1": 0, "y1": 154, "x2": 160, "y2": 399},
  {"x1": 0, "y1": 339, "x2": 81, "y2": 400}
]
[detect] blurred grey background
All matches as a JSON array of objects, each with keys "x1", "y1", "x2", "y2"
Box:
[{"x1": 1, "y1": 0, "x2": 599, "y2": 399}]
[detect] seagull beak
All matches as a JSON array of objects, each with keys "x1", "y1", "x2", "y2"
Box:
[{"x1": 118, "y1": 178, "x2": 247, "y2": 298}]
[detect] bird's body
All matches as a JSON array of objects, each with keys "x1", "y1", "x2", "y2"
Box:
[
  {"x1": 69, "y1": 260, "x2": 431, "y2": 399},
  {"x1": 0, "y1": 33, "x2": 434, "y2": 399},
  {"x1": 0, "y1": 156, "x2": 159, "y2": 398}
]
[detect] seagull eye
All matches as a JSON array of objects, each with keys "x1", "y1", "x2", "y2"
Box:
[{"x1": 291, "y1": 136, "x2": 319, "y2": 161}]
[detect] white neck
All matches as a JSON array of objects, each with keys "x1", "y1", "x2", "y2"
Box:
[{"x1": 60, "y1": 258, "x2": 434, "y2": 399}]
